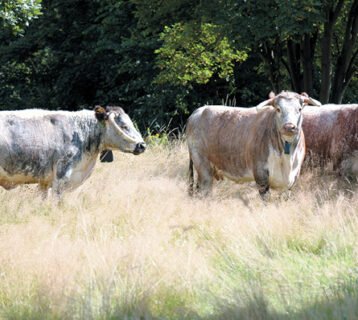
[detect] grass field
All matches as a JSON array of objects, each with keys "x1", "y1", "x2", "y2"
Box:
[{"x1": 0, "y1": 141, "x2": 357, "y2": 319}]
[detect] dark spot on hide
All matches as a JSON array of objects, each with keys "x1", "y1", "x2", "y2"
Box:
[
  {"x1": 3, "y1": 138, "x2": 55, "y2": 178},
  {"x1": 71, "y1": 130, "x2": 102, "y2": 155},
  {"x1": 2, "y1": 117, "x2": 103, "y2": 179},
  {"x1": 70, "y1": 132, "x2": 84, "y2": 163},
  {"x1": 2, "y1": 117, "x2": 67, "y2": 178},
  {"x1": 85, "y1": 132, "x2": 102, "y2": 153},
  {"x1": 50, "y1": 116, "x2": 59, "y2": 125}
]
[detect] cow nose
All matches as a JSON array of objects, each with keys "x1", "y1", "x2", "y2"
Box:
[
  {"x1": 283, "y1": 123, "x2": 296, "y2": 132},
  {"x1": 134, "y1": 142, "x2": 146, "y2": 154}
]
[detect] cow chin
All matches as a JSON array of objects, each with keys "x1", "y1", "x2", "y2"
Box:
[
  {"x1": 281, "y1": 127, "x2": 298, "y2": 137},
  {"x1": 133, "y1": 150, "x2": 142, "y2": 155},
  {"x1": 118, "y1": 143, "x2": 145, "y2": 155},
  {"x1": 281, "y1": 132, "x2": 298, "y2": 143}
]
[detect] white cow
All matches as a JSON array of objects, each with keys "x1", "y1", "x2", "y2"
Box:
[{"x1": 0, "y1": 106, "x2": 146, "y2": 197}]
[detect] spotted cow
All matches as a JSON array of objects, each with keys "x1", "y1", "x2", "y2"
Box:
[{"x1": 0, "y1": 106, "x2": 146, "y2": 197}]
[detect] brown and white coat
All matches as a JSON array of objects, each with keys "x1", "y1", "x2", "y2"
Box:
[
  {"x1": 186, "y1": 91, "x2": 321, "y2": 198},
  {"x1": 303, "y1": 104, "x2": 358, "y2": 177}
]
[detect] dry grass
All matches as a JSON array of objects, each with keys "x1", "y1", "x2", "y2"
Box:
[{"x1": 0, "y1": 141, "x2": 357, "y2": 319}]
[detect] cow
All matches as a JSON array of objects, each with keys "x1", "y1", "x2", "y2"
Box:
[
  {"x1": 0, "y1": 106, "x2": 146, "y2": 197},
  {"x1": 186, "y1": 91, "x2": 321, "y2": 199},
  {"x1": 302, "y1": 104, "x2": 358, "y2": 178}
]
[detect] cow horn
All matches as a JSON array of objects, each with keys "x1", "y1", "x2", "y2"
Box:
[
  {"x1": 108, "y1": 113, "x2": 138, "y2": 144},
  {"x1": 256, "y1": 97, "x2": 275, "y2": 112}
]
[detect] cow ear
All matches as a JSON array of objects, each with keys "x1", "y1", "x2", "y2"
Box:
[
  {"x1": 301, "y1": 94, "x2": 321, "y2": 107},
  {"x1": 94, "y1": 106, "x2": 108, "y2": 121},
  {"x1": 256, "y1": 95, "x2": 275, "y2": 112},
  {"x1": 269, "y1": 91, "x2": 276, "y2": 99}
]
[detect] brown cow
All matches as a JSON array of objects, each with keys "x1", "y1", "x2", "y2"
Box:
[
  {"x1": 303, "y1": 104, "x2": 358, "y2": 178},
  {"x1": 186, "y1": 91, "x2": 321, "y2": 198}
]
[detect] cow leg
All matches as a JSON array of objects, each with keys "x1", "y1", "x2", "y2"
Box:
[
  {"x1": 38, "y1": 183, "x2": 50, "y2": 200},
  {"x1": 190, "y1": 151, "x2": 213, "y2": 196},
  {"x1": 188, "y1": 158, "x2": 195, "y2": 196},
  {"x1": 254, "y1": 167, "x2": 270, "y2": 200},
  {"x1": 52, "y1": 157, "x2": 75, "y2": 198}
]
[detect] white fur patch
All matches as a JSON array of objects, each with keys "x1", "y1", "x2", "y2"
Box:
[
  {"x1": 267, "y1": 141, "x2": 305, "y2": 190},
  {"x1": 64, "y1": 154, "x2": 98, "y2": 190},
  {"x1": 0, "y1": 109, "x2": 92, "y2": 118}
]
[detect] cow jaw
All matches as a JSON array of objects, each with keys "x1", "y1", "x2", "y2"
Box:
[
  {"x1": 108, "y1": 113, "x2": 139, "y2": 145},
  {"x1": 281, "y1": 129, "x2": 300, "y2": 144},
  {"x1": 107, "y1": 113, "x2": 144, "y2": 153}
]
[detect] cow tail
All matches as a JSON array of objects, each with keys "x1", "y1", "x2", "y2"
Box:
[{"x1": 188, "y1": 158, "x2": 194, "y2": 196}]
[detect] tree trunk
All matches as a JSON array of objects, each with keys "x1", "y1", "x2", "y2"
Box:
[
  {"x1": 286, "y1": 39, "x2": 301, "y2": 93},
  {"x1": 259, "y1": 39, "x2": 282, "y2": 93},
  {"x1": 301, "y1": 32, "x2": 317, "y2": 95},
  {"x1": 331, "y1": 0, "x2": 358, "y2": 103},
  {"x1": 320, "y1": 0, "x2": 344, "y2": 103},
  {"x1": 320, "y1": 22, "x2": 333, "y2": 103}
]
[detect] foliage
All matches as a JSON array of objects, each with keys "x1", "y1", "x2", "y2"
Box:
[
  {"x1": 145, "y1": 128, "x2": 170, "y2": 146},
  {"x1": 0, "y1": 0, "x2": 357, "y2": 130},
  {"x1": 0, "y1": 0, "x2": 42, "y2": 34},
  {"x1": 155, "y1": 22, "x2": 247, "y2": 86}
]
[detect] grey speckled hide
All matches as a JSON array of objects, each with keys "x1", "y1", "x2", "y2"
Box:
[{"x1": 0, "y1": 106, "x2": 146, "y2": 197}]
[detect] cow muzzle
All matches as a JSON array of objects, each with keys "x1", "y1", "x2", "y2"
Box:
[
  {"x1": 281, "y1": 123, "x2": 298, "y2": 136},
  {"x1": 133, "y1": 142, "x2": 146, "y2": 155}
]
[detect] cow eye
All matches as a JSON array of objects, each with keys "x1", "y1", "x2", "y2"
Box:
[
  {"x1": 276, "y1": 107, "x2": 281, "y2": 113},
  {"x1": 121, "y1": 125, "x2": 129, "y2": 131}
]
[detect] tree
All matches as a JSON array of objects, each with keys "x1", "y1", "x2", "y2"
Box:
[
  {"x1": 200, "y1": 0, "x2": 357, "y2": 102},
  {"x1": 155, "y1": 22, "x2": 247, "y2": 86},
  {"x1": 0, "y1": 0, "x2": 42, "y2": 34},
  {"x1": 0, "y1": 0, "x2": 356, "y2": 132},
  {"x1": 330, "y1": 0, "x2": 358, "y2": 103}
]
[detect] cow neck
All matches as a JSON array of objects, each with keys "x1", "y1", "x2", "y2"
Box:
[
  {"x1": 268, "y1": 112, "x2": 301, "y2": 157},
  {"x1": 71, "y1": 111, "x2": 105, "y2": 154},
  {"x1": 283, "y1": 112, "x2": 303, "y2": 155},
  {"x1": 282, "y1": 134, "x2": 300, "y2": 156}
]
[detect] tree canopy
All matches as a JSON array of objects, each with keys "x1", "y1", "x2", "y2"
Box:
[
  {"x1": 0, "y1": 0, "x2": 357, "y2": 130},
  {"x1": 0, "y1": 0, "x2": 42, "y2": 34}
]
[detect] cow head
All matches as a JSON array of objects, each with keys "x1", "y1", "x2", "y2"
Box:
[
  {"x1": 256, "y1": 91, "x2": 321, "y2": 142},
  {"x1": 95, "y1": 106, "x2": 146, "y2": 155}
]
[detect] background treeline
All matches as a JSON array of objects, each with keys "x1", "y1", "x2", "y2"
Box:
[{"x1": 0, "y1": 0, "x2": 357, "y2": 130}]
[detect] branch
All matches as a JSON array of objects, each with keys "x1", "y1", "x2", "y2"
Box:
[
  {"x1": 346, "y1": 48, "x2": 358, "y2": 81},
  {"x1": 332, "y1": 0, "x2": 345, "y2": 23}
]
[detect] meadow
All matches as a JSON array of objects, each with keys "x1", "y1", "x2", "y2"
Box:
[{"x1": 0, "y1": 140, "x2": 357, "y2": 320}]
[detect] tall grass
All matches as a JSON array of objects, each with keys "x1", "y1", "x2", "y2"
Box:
[{"x1": 0, "y1": 141, "x2": 357, "y2": 319}]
